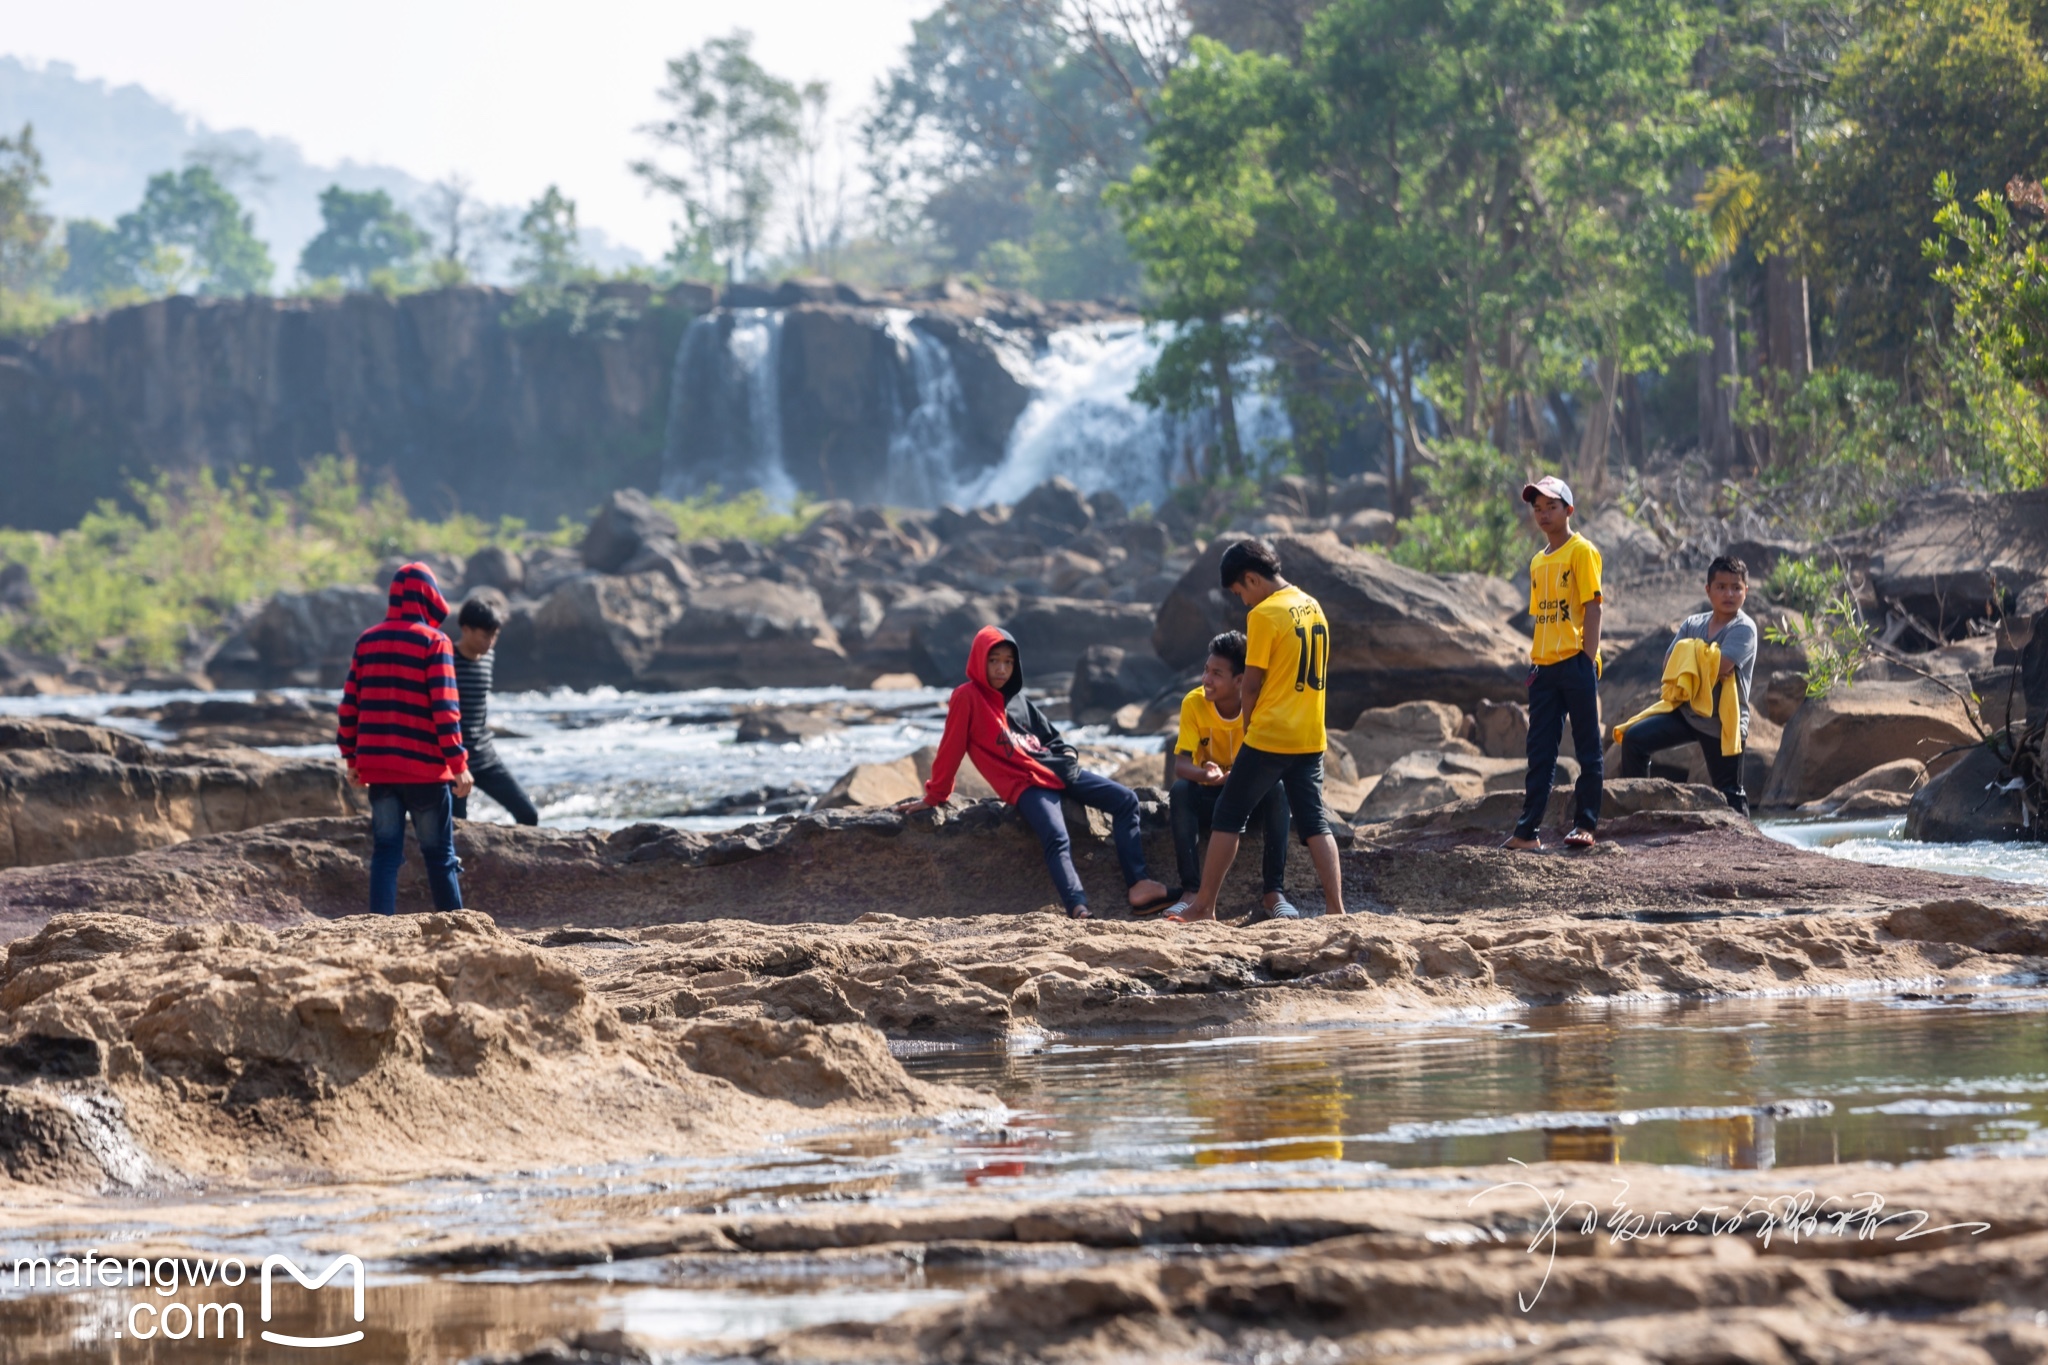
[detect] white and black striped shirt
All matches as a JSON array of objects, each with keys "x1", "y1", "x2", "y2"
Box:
[{"x1": 451, "y1": 648, "x2": 498, "y2": 766}]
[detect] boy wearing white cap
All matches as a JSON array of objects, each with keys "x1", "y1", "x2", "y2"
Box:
[{"x1": 1507, "y1": 476, "x2": 1605, "y2": 850}]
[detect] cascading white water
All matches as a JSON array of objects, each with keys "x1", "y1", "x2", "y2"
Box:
[
  {"x1": 878, "y1": 309, "x2": 968, "y2": 508},
  {"x1": 663, "y1": 309, "x2": 1288, "y2": 510},
  {"x1": 963, "y1": 320, "x2": 1290, "y2": 512},
  {"x1": 661, "y1": 308, "x2": 794, "y2": 503}
]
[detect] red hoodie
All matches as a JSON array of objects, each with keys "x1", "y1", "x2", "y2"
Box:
[
  {"x1": 336, "y1": 563, "x2": 469, "y2": 784},
  {"x1": 923, "y1": 625, "x2": 1065, "y2": 806}
]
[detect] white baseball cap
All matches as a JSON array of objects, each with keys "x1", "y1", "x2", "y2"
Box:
[{"x1": 1521, "y1": 475, "x2": 1575, "y2": 510}]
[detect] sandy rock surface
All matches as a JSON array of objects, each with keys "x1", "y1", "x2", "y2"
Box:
[{"x1": 0, "y1": 716, "x2": 359, "y2": 869}]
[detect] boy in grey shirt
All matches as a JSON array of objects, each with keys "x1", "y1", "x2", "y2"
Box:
[{"x1": 1617, "y1": 554, "x2": 1756, "y2": 814}]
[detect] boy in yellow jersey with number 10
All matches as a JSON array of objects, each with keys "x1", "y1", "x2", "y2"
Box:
[
  {"x1": 1507, "y1": 475, "x2": 1606, "y2": 851},
  {"x1": 1167, "y1": 539, "x2": 1348, "y2": 923}
]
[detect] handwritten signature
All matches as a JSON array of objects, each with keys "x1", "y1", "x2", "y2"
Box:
[{"x1": 1469, "y1": 1162, "x2": 1993, "y2": 1311}]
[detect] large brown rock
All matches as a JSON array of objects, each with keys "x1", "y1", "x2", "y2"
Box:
[
  {"x1": 1760, "y1": 680, "x2": 1979, "y2": 807},
  {"x1": 1006, "y1": 598, "x2": 1158, "y2": 678},
  {"x1": 1336, "y1": 701, "x2": 1476, "y2": 777},
  {"x1": 647, "y1": 579, "x2": 849, "y2": 688},
  {"x1": 1153, "y1": 533, "x2": 1528, "y2": 719},
  {"x1": 1868, "y1": 486, "x2": 2048, "y2": 632},
  {"x1": 1070, "y1": 645, "x2": 1178, "y2": 725},
  {"x1": 580, "y1": 489, "x2": 679, "y2": 573},
  {"x1": 0, "y1": 717, "x2": 359, "y2": 868}
]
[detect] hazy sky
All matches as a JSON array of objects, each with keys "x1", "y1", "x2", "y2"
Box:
[{"x1": 5, "y1": 0, "x2": 929, "y2": 259}]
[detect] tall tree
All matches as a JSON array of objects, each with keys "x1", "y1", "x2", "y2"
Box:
[
  {"x1": 298, "y1": 186, "x2": 428, "y2": 288},
  {"x1": 634, "y1": 31, "x2": 802, "y2": 284},
  {"x1": 0, "y1": 123, "x2": 56, "y2": 295},
  {"x1": 511, "y1": 185, "x2": 585, "y2": 288},
  {"x1": 113, "y1": 166, "x2": 273, "y2": 296}
]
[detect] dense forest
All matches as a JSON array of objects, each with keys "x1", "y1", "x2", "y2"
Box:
[{"x1": 1, "y1": 0, "x2": 2045, "y2": 559}]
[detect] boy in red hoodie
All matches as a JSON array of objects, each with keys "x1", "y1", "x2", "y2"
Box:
[
  {"x1": 899, "y1": 626, "x2": 1169, "y2": 919},
  {"x1": 337, "y1": 563, "x2": 474, "y2": 915}
]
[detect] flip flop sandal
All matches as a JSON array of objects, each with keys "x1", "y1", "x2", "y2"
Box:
[
  {"x1": 1129, "y1": 894, "x2": 1176, "y2": 918},
  {"x1": 1262, "y1": 895, "x2": 1302, "y2": 921},
  {"x1": 1500, "y1": 835, "x2": 1543, "y2": 851},
  {"x1": 1158, "y1": 900, "x2": 1194, "y2": 924},
  {"x1": 1563, "y1": 828, "x2": 1596, "y2": 850},
  {"x1": 1067, "y1": 905, "x2": 1092, "y2": 920}
]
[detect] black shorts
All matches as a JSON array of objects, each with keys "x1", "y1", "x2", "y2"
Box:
[{"x1": 1211, "y1": 744, "x2": 1332, "y2": 843}]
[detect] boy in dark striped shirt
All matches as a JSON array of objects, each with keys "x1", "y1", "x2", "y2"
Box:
[
  {"x1": 450, "y1": 593, "x2": 540, "y2": 826},
  {"x1": 337, "y1": 563, "x2": 472, "y2": 915}
]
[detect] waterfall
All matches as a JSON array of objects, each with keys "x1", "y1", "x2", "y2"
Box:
[
  {"x1": 661, "y1": 308, "x2": 794, "y2": 503},
  {"x1": 661, "y1": 308, "x2": 1288, "y2": 511},
  {"x1": 878, "y1": 309, "x2": 968, "y2": 508},
  {"x1": 962, "y1": 320, "x2": 1290, "y2": 512}
]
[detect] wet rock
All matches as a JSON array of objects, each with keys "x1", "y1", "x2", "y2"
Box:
[
  {"x1": 735, "y1": 708, "x2": 844, "y2": 744},
  {"x1": 205, "y1": 584, "x2": 388, "y2": 689},
  {"x1": 1069, "y1": 645, "x2": 1178, "y2": 726},
  {"x1": 1337, "y1": 701, "x2": 1478, "y2": 777},
  {"x1": 1761, "y1": 680, "x2": 1979, "y2": 808},
  {"x1": 580, "y1": 489, "x2": 680, "y2": 574},
  {"x1": 1152, "y1": 533, "x2": 1528, "y2": 717},
  {"x1": 680, "y1": 1016, "x2": 938, "y2": 1108},
  {"x1": 1904, "y1": 744, "x2": 2035, "y2": 842},
  {"x1": 113, "y1": 693, "x2": 335, "y2": 748},
  {"x1": 0, "y1": 717, "x2": 359, "y2": 869}
]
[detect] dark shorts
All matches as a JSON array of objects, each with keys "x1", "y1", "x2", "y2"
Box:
[{"x1": 1211, "y1": 744, "x2": 1333, "y2": 843}]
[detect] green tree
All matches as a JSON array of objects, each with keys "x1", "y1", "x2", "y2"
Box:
[
  {"x1": 113, "y1": 166, "x2": 273, "y2": 297},
  {"x1": 634, "y1": 30, "x2": 802, "y2": 284},
  {"x1": 0, "y1": 123, "x2": 56, "y2": 295},
  {"x1": 511, "y1": 185, "x2": 585, "y2": 288},
  {"x1": 55, "y1": 219, "x2": 131, "y2": 303},
  {"x1": 298, "y1": 185, "x2": 428, "y2": 288}
]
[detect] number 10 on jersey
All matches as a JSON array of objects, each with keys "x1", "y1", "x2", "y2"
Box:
[{"x1": 1292, "y1": 623, "x2": 1327, "y2": 692}]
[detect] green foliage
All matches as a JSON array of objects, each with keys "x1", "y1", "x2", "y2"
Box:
[
  {"x1": 0, "y1": 123, "x2": 56, "y2": 295},
  {"x1": 298, "y1": 185, "x2": 428, "y2": 288},
  {"x1": 511, "y1": 185, "x2": 587, "y2": 289},
  {"x1": 1388, "y1": 440, "x2": 1539, "y2": 577},
  {"x1": 0, "y1": 457, "x2": 514, "y2": 669},
  {"x1": 649, "y1": 489, "x2": 822, "y2": 543},
  {"x1": 1927, "y1": 173, "x2": 2048, "y2": 485},
  {"x1": 1762, "y1": 555, "x2": 1837, "y2": 616},
  {"x1": 1762, "y1": 572, "x2": 1872, "y2": 700},
  {"x1": 115, "y1": 166, "x2": 273, "y2": 297},
  {"x1": 634, "y1": 31, "x2": 802, "y2": 284}
]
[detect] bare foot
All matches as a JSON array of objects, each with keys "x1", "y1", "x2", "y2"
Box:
[{"x1": 1504, "y1": 836, "x2": 1542, "y2": 851}]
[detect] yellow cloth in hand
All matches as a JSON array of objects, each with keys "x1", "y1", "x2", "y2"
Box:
[{"x1": 1611, "y1": 637, "x2": 1742, "y2": 757}]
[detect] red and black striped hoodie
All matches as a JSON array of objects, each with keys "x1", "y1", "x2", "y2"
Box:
[{"x1": 336, "y1": 563, "x2": 469, "y2": 784}]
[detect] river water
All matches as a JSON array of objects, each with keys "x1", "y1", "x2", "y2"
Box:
[{"x1": 4, "y1": 685, "x2": 2046, "y2": 1360}]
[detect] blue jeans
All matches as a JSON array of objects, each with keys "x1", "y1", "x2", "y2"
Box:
[
  {"x1": 1171, "y1": 777, "x2": 1288, "y2": 895},
  {"x1": 1014, "y1": 770, "x2": 1152, "y2": 911},
  {"x1": 369, "y1": 783, "x2": 464, "y2": 916},
  {"x1": 1517, "y1": 651, "x2": 1605, "y2": 840},
  {"x1": 452, "y1": 760, "x2": 541, "y2": 825}
]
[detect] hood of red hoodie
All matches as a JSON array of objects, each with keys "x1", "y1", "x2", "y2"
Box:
[
  {"x1": 386, "y1": 563, "x2": 450, "y2": 626},
  {"x1": 964, "y1": 624, "x2": 1025, "y2": 703}
]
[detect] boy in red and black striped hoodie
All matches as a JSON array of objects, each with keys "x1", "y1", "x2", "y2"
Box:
[{"x1": 338, "y1": 563, "x2": 474, "y2": 915}]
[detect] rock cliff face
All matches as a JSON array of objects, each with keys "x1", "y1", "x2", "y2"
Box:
[{"x1": 0, "y1": 284, "x2": 701, "y2": 529}]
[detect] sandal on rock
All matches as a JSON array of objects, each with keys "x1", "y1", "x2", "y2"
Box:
[
  {"x1": 1248, "y1": 895, "x2": 1301, "y2": 924},
  {"x1": 1159, "y1": 900, "x2": 1194, "y2": 924},
  {"x1": 1563, "y1": 827, "x2": 1596, "y2": 850},
  {"x1": 1502, "y1": 835, "x2": 1543, "y2": 852},
  {"x1": 1067, "y1": 904, "x2": 1092, "y2": 920},
  {"x1": 1129, "y1": 893, "x2": 1176, "y2": 918}
]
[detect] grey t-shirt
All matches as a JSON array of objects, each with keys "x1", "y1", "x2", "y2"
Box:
[{"x1": 1670, "y1": 610, "x2": 1756, "y2": 743}]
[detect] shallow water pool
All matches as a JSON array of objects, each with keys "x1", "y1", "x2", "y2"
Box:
[{"x1": 1760, "y1": 816, "x2": 2048, "y2": 891}]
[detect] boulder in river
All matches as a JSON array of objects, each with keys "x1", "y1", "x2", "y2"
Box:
[
  {"x1": 1867, "y1": 486, "x2": 2048, "y2": 635},
  {"x1": 0, "y1": 717, "x2": 358, "y2": 868},
  {"x1": 1798, "y1": 758, "x2": 1928, "y2": 817},
  {"x1": 1759, "y1": 679, "x2": 1979, "y2": 807},
  {"x1": 1070, "y1": 645, "x2": 1178, "y2": 726},
  {"x1": 580, "y1": 488, "x2": 680, "y2": 573},
  {"x1": 1153, "y1": 533, "x2": 1528, "y2": 719},
  {"x1": 647, "y1": 580, "x2": 849, "y2": 688},
  {"x1": 495, "y1": 571, "x2": 686, "y2": 690},
  {"x1": 1904, "y1": 742, "x2": 2035, "y2": 842}
]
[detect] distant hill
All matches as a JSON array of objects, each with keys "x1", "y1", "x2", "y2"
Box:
[{"x1": 0, "y1": 55, "x2": 646, "y2": 284}]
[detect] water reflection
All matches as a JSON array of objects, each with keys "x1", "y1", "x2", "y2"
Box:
[{"x1": 904, "y1": 992, "x2": 2048, "y2": 1175}]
